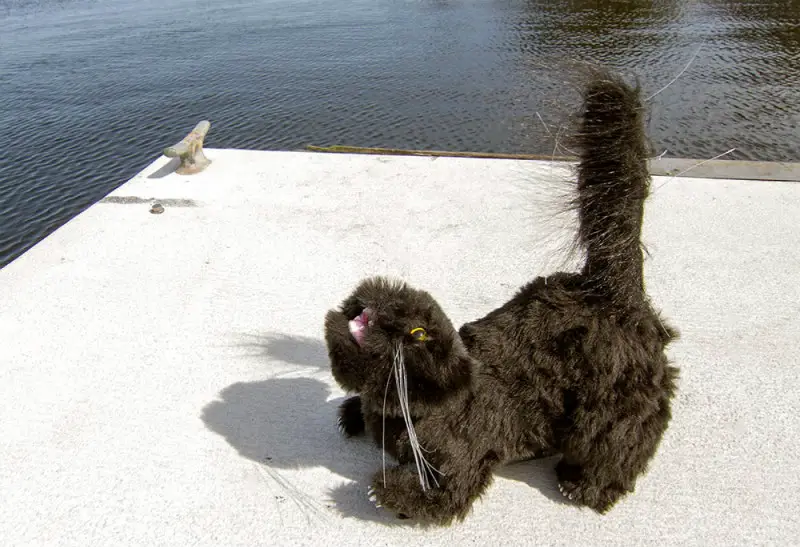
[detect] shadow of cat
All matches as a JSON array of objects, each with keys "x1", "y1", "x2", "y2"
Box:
[
  {"x1": 233, "y1": 332, "x2": 331, "y2": 369},
  {"x1": 201, "y1": 333, "x2": 571, "y2": 526}
]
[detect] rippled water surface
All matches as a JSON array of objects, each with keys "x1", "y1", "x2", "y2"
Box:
[{"x1": 1, "y1": 0, "x2": 799, "y2": 267}]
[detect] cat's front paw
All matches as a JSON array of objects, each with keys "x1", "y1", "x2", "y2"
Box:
[
  {"x1": 337, "y1": 396, "x2": 365, "y2": 437},
  {"x1": 367, "y1": 475, "x2": 415, "y2": 520},
  {"x1": 557, "y1": 479, "x2": 580, "y2": 502},
  {"x1": 367, "y1": 467, "x2": 455, "y2": 524},
  {"x1": 324, "y1": 310, "x2": 368, "y2": 392},
  {"x1": 366, "y1": 484, "x2": 410, "y2": 519},
  {"x1": 324, "y1": 310, "x2": 360, "y2": 352}
]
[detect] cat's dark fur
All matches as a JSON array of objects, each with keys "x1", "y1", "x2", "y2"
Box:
[{"x1": 323, "y1": 68, "x2": 679, "y2": 525}]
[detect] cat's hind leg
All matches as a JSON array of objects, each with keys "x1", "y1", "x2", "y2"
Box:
[{"x1": 556, "y1": 373, "x2": 676, "y2": 513}]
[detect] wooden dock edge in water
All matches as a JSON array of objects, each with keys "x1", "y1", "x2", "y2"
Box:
[{"x1": 305, "y1": 145, "x2": 800, "y2": 182}]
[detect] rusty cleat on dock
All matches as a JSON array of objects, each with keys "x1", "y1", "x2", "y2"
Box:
[{"x1": 163, "y1": 120, "x2": 212, "y2": 175}]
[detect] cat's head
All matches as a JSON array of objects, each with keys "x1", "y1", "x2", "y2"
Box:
[{"x1": 329, "y1": 276, "x2": 474, "y2": 407}]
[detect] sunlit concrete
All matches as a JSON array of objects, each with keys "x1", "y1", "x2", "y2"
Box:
[{"x1": 2, "y1": 149, "x2": 798, "y2": 545}]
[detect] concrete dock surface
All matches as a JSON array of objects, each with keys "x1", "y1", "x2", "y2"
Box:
[{"x1": 1, "y1": 149, "x2": 798, "y2": 546}]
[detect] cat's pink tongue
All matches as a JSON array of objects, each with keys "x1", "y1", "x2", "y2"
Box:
[{"x1": 348, "y1": 308, "x2": 372, "y2": 347}]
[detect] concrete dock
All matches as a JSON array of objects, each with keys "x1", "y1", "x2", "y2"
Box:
[{"x1": 1, "y1": 148, "x2": 798, "y2": 546}]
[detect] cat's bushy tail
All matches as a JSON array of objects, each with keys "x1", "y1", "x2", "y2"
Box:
[{"x1": 569, "y1": 69, "x2": 653, "y2": 307}]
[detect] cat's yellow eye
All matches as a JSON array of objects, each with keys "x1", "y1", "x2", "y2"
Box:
[{"x1": 410, "y1": 327, "x2": 428, "y2": 341}]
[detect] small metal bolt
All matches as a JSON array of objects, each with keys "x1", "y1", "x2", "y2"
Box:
[{"x1": 150, "y1": 203, "x2": 165, "y2": 214}]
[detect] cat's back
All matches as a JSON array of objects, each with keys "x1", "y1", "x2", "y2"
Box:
[
  {"x1": 457, "y1": 272, "x2": 591, "y2": 387},
  {"x1": 459, "y1": 270, "x2": 677, "y2": 390}
]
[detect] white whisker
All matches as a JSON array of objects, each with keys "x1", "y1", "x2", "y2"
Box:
[
  {"x1": 254, "y1": 462, "x2": 330, "y2": 526},
  {"x1": 536, "y1": 112, "x2": 553, "y2": 137},
  {"x1": 392, "y1": 342, "x2": 444, "y2": 491},
  {"x1": 552, "y1": 124, "x2": 565, "y2": 162},
  {"x1": 655, "y1": 148, "x2": 736, "y2": 191},
  {"x1": 381, "y1": 361, "x2": 393, "y2": 487},
  {"x1": 646, "y1": 43, "x2": 704, "y2": 102}
]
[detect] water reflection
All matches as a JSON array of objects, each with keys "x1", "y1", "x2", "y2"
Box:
[
  {"x1": 504, "y1": 0, "x2": 799, "y2": 162},
  {"x1": 0, "y1": 0, "x2": 798, "y2": 268}
]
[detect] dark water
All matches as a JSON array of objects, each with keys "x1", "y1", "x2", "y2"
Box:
[{"x1": 1, "y1": 0, "x2": 799, "y2": 268}]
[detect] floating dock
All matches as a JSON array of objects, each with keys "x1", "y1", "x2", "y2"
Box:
[{"x1": 1, "y1": 135, "x2": 799, "y2": 545}]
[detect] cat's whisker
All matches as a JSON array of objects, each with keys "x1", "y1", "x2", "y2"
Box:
[
  {"x1": 399, "y1": 359, "x2": 444, "y2": 482},
  {"x1": 654, "y1": 148, "x2": 736, "y2": 192},
  {"x1": 394, "y1": 343, "x2": 428, "y2": 489},
  {"x1": 392, "y1": 342, "x2": 444, "y2": 491},
  {"x1": 381, "y1": 357, "x2": 394, "y2": 487},
  {"x1": 392, "y1": 346, "x2": 427, "y2": 489},
  {"x1": 646, "y1": 42, "x2": 704, "y2": 102}
]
